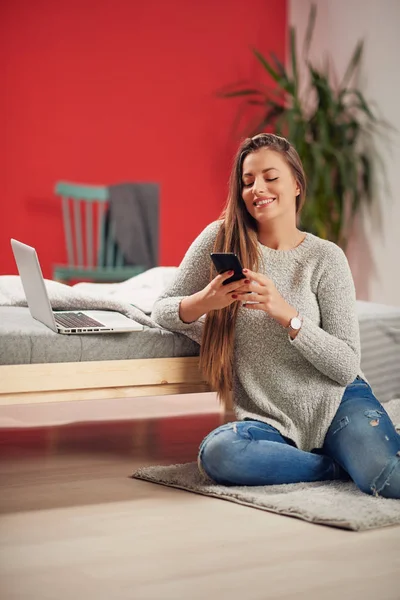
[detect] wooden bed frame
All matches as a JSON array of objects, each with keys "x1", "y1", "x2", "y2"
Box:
[{"x1": 0, "y1": 356, "x2": 231, "y2": 412}]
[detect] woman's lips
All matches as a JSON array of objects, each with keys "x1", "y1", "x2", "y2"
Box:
[{"x1": 253, "y1": 197, "x2": 276, "y2": 208}]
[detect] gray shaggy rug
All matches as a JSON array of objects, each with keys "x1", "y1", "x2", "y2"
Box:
[
  {"x1": 133, "y1": 399, "x2": 400, "y2": 532},
  {"x1": 132, "y1": 461, "x2": 400, "y2": 532}
]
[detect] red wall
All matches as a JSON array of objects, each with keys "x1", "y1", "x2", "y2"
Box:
[{"x1": 1, "y1": 0, "x2": 286, "y2": 278}]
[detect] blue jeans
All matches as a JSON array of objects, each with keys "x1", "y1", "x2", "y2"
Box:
[{"x1": 198, "y1": 377, "x2": 400, "y2": 498}]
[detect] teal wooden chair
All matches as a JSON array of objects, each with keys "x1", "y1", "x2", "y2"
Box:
[{"x1": 53, "y1": 181, "x2": 147, "y2": 283}]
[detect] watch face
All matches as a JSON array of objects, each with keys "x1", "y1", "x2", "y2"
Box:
[{"x1": 291, "y1": 317, "x2": 302, "y2": 330}]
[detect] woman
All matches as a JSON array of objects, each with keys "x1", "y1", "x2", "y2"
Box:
[{"x1": 152, "y1": 133, "x2": 400, "y2": 498}]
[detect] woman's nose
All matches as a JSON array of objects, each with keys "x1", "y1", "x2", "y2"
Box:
[{"x1": 253, "y1": 179, "x2": 266, "y2": 196}]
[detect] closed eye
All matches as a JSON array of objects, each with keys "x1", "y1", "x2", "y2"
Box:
[{"x1": 243, "y1": 177, "x2": 278, "y2": 187}]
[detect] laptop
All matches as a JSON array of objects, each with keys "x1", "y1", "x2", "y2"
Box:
[{"x1": 11, "y1": 239, "x2": 144, "y2": 335}]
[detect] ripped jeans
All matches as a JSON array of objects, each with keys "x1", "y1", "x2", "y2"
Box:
[{"x1": 198, "y1": 376, "x2": 400, "y2": 498}]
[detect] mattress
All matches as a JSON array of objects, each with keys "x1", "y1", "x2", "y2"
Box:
[
  {"x1": 1, "y1": 301, "x2": 399, "y2": 404},
  {"x1": 356, "y1": 301, "x2": 400, "y2": 403},
  {"x1": 0, "y1": 306, "x2": 199, "y2": 365}
]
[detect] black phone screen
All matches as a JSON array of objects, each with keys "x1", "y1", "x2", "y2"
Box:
[{"x1": 210, "y1": 252, "x2": 245, "y2": 285}]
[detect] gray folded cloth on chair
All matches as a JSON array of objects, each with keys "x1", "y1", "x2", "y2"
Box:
[{"x1": 108, "y1": 182, "x2": 159, "y2": 269}]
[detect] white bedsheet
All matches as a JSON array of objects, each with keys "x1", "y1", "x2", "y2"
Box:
[{"x1": 73, "y1": 267, "x2": 178, "y2": 314}]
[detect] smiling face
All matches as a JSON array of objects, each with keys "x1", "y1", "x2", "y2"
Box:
[{"x1": 241, "y1": 148, "x2": 300, "y2": 226}]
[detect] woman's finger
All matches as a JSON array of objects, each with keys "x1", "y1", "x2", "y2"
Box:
[
  {"x1": 242, "y1": 302, "x2": 263, "y2": 310},
  {"x1": 241, "y1": 292, "x2": 262, "y2": 302},
  {"x1": 220, "y1": 277, "x2": 247, "y2": 292},
  {"x1": 242, "y1": 269, "x2": 269, "y2": 286},
  {"x1": 216, "y1": 270, "x2": 235, "y2": 283},
  {"x1": 231, "y1": 282, "x2": 252, "y2": 294}
]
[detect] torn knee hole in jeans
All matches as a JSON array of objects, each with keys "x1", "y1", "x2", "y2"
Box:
[
  {"x1": 228, "y1": 422, "x2": 245, "y2": 444},
  {"x1": 365, "y1": 409, "x2": 384, "y2": 427},
  {"x1": 333, "y1": 416, "x2": 350, "y2": 435},
  {"x1": 333, "y1": 409, "x2": 386, "y2": 434},
  {"x1": 231, "y1": 423, "x2": 272, "y2": 444}
]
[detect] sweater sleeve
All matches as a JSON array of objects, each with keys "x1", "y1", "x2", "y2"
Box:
[
  {"x1": 151, "y1": 221, "x2": 221, "y2": 343},
  {"x1": 289, "y1": 243, "x2": 361, "y2": 385}
]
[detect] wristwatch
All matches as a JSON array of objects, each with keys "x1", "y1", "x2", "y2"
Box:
[{"x1": 286, "y1": 313, "x2": 303, "y2": 333}]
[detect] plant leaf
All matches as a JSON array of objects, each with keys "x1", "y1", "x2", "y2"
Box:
[
  {"x1": 270, "y1": 51, "x2": 296, "y2": 96},
  {"x1": 252, "y1": 48, "x2": 280, "y2": 80},
  {"x1": 341, "y1": 40, "x2": 363, "y2": 88},
  {"x1": 302, "y1": 3, "x2": 317, "y2": 59},
  {"x1": 269, "y1": 52, "x2": 287, "y2": 77},
  {"x1": 290, "y1": 27, "x2": 298, "y2": 96},
  {"x1": 220, "y1": 89, "x2": 264, "y2": 98},
  {"x1": 359, "y1": 153, "x2": 373, "y2": 204},
  {"x1": 252, "y1": 48, "x2": 293, "y2": 93},
  {"x1": 340, "y1": 89, "x2": 376, "y2": 121}
]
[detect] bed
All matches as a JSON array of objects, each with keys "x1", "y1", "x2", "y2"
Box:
[
  {"x1": 0, "y1": 270, "x2": 212, "y2": 408},
  {"x1": 0, "y1": 273, "x2": 399, "y2": 416},
  {"x1": 0, "y1": 304, "x2": 209, "y2": 407}
]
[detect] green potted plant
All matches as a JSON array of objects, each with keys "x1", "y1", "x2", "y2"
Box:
[{"x1": 219, "y1": 4, "x2": 388, "y2": 250}]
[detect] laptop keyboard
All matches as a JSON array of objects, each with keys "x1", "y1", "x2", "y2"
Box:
[{"x1": 55, "y1": 312, "x2": 106, "y2": 329}]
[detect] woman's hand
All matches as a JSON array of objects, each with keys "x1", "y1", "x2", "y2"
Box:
[
  {"x1": 179, "y1": 270, "x2": 248, "y2": 323},
  {"x1": 201, "y1": 271, "x2": 248, "y2": 311},
  {"x1": 234, "y1": 269, "x2": 298, "y2": 326}
]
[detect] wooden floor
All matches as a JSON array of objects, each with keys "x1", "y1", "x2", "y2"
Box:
[{"x1": 1, "y1": 408, "x2": 400, "y2": 600}]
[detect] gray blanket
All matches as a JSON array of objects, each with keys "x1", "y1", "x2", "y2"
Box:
[
  {"x1": 0, "y1": 276, "x2": 156, "y2": 328},
  {"x1": 0, "y1": 276, "x2": 203, "y2": 345}
]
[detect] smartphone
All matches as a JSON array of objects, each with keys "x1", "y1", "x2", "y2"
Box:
[{"x1": 210, "y1": 252, "x2": 246, "y2": 286}]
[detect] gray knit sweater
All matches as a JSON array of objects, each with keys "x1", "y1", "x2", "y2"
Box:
[{"x1": 152, "y1": 220, "x2": 367, "y2": 452}]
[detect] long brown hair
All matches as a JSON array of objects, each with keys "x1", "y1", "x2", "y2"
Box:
[{"x1": 199, "y1": 133, "x2": 307, "y2": 402}]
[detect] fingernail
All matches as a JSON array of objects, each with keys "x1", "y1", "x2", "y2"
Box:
[
  {"x1": 243, "y1": 269, "x2": 248, "y2": 273},
  {"x1": 244, "y1": 279, "x2": 250, "y2": 284},
  {"x1": 232, "y1": 294, "x2": 238, "y2": 299},
  {"x1": 228, "y1": 270, "x2": 234, "y2": 275}
]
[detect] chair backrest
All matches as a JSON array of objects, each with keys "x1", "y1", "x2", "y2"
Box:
[{"x1": 55, "y1": 181, "x2": 125, "y2": 268}]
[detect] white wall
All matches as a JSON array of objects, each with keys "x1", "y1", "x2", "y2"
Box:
[{"x1": 289, "y1": 0, "x2": 400, "y2": 306}]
